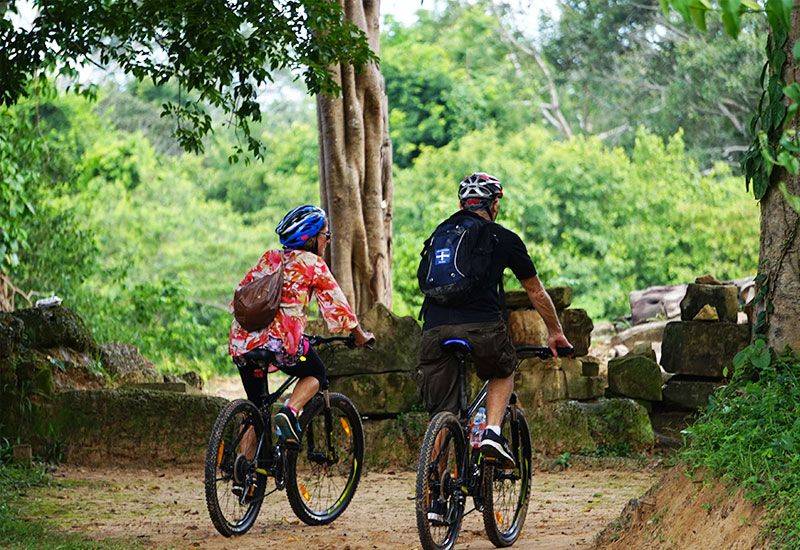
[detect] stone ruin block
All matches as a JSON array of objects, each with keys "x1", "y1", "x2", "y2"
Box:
[
  {"x1": 307, "y1": 303, "x2": 421, "y2": 377},
  {"x1": 508, "y1": 309, "x2": 548, "y2": 347},
  {"x1": 560, "y1": 308, "x2": 593, "y2": 356},
  {"x1": 662, "y1": 377, "x2": 725, "y2": 410},
  {"x1": 607, "y1": 354, "x2": 663, "y2": 402},
  {"x1": 505, "y1": 286, "x2": 573, "y2": 311},
  {"x1": 329, "y1": 371, "x2": 420, "y2": 416},
  {"x1": 515, "y1": 357, "x2": 567, "y2": 406},
  {"x1": 579, "y1": 356, "x2": 601, "y2": 377},
  {"x1": 680, "y1": 283, "x2": 739, "y2": 323},
  {"x1": 561, "y1": 358, "x2": 605, "y2": 400},
  {"x1": 661, "y1": 321, "x2": 749, "y2": 378}
]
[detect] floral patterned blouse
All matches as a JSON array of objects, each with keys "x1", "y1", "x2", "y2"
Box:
[{"x1": 228, "y1": 249, "x2": 358, "y2": 359}]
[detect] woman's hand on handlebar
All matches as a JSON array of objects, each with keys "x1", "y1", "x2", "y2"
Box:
[
  {"x1": 548, "y1": 331, "x2": 572, "y2": 358},
  {"x1": 351, "y1": 325, "x2": 375, "y2": 348}
]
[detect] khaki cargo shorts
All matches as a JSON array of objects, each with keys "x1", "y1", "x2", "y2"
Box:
[{"x1": 417, "y1": 319, "x2": 517, "y2": 415}]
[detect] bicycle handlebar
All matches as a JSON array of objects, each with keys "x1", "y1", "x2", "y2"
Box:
[
  {"x1": 306, "y1": 334, "x2": 375, "y2": 350},
  {"x1": 515, "y1": 345, "x2": 575, "y2": 359}
]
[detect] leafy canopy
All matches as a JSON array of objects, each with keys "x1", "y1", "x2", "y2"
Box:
[{"x1": 0, "y1": 0, "x2": 375, "y2": 160}]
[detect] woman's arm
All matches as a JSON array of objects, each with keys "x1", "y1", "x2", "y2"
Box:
[{"x1": 311, "y1": 257, "x2": 360, "y2": 333}]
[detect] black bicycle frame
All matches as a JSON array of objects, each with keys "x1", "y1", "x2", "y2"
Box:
[
  {"x1": 448, "y1": 344, "x2": 568, "y2": 501},
  {"x1": 246, "y1": 334, "x2": 357, "y2": 477}
]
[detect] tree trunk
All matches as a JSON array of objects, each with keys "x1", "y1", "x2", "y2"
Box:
[
  {"x1": 757, "y1": 8, "x2": 800, "y2": 351},
  {"x1": 317, "y1": 0, "x2": 393, "y2": 315}
]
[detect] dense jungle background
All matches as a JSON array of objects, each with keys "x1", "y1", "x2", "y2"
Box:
[{"x1": 3, "y1": 0, "x2": 762, "y2": 378}]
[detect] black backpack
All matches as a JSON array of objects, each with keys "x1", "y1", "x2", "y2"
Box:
[{"x1": 417, "y1": 213, "x2": 497, "y2": 306}]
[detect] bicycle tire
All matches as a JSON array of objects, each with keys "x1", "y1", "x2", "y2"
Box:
[
  {"x1": 204, "y1": 398, "x2": 267, "y2": 537},
  {"x1": 415, "y1": 411, "x2": 466, "y2": 550},
  {"x1": 481, "y1": 405, "x2": 533, "y2": 547},
  {"x1": 285, "y1": 392, "x2": 364, "y2": 525}
]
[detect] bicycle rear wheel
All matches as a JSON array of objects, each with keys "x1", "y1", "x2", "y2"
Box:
[
  {"x1": 481, "y1": 405, "x2": 533, "y2": 547},
  {"x1": 204, "y1": 399, "x2": 267, "y2": 537},
  {"x1": 415, "y1": 411, "x2": 466, "y2": 550},
  {"x1": 285, "y1": 392, "x2": 364, "y2": 525}
]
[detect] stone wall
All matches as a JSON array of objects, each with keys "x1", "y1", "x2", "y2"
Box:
[
  {"x1": 1, "y1": 304, "x2": 204, "y2": 460},
  {"x1": 2, "y1": 300, "x2": 658, "y2": 468},
  {"x1": 605, "y1": 278, "x2": 751, "y2": 422}
]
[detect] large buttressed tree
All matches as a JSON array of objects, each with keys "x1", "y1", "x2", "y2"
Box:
[{"x1": 317, "y1": 0, "x2": 393, "y2": 314}]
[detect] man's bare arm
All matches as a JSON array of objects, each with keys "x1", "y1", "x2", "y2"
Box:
[{"x1": 520, "y1": 275, "x2": 572, "y2": 355}]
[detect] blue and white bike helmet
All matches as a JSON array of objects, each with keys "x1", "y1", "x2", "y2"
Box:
[{"x1": 276, "y1": 205, "x2": 327, "y2": 249}]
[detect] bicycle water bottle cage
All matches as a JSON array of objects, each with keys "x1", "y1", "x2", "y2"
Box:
[{"x1": 440, "y1": 338, "x2": 473, "y2": 354}]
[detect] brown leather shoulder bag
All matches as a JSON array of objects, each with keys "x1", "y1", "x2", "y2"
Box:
[{"x1": 232, "y1": 252, "x2": 286, "y2": 332}]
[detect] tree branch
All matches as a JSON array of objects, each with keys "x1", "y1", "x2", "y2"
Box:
[
  {"x1": 490, "y1": 2, "x2": 573, "y2": 138},
  {"x1": 717, "y1": 100, "x2": 747, "y2": 136}
]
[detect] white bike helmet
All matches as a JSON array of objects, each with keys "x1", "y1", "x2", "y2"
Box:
[{"x1": 458, "y1": 172, "x2": 503, "y2": 201}]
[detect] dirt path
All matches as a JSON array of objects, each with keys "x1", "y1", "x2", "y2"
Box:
[{"x1": 19, "y1": 465, "x2": 658, "y2": 549}]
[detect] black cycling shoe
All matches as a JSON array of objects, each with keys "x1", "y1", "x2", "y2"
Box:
[
  {"x1": 275, "y1": 406, "x2": 302, "y2": 448},
  {"x1": 480, "y1": 430, "x2": 516, "y2": 469},
  {"x1": 427, "y1": 498, "x2": 448, "y2": 525}
]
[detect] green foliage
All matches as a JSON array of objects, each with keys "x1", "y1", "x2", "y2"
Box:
[
  {"x1": 394, "y1": 125, "x2": 758, "y2": 318},
  {"x1": 663, "y1": 0, "x2": 798, "y2": 202},
  {"x1": 1, "y1": 0, "x2": 375, "y2": 160},
  {"x1": 682, "y1": 342, "x2": 800, "y2": 546},
  {"x1": 0, "y1": 105, "x2": 39, "y2": 271},
  {"x1": 539, "y1": 0, "x2": 765, "y2": 167},
  {"x1": 383, "y1": 5, "x2": 535, "y2": 167},
  {"x1": 555, "y1": 451, "x2": 572, "y2": 469}
]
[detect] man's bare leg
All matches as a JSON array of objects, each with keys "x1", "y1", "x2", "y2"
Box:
[{"x1": 486, "y1": 373, "x2": 513, "y2": 427}]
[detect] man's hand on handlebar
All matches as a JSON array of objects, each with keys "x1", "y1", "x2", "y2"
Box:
[
  {"x1": 548, "y1": 331, "x2": 572, "y2": 358},
  {"x1": 351, "y1": 325, "x2": 375, "y2": 348}
]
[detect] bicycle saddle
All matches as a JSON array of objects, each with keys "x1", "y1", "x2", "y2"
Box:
[{"x1": 440, "y1": 338, "x2": 473, "y2": 353}]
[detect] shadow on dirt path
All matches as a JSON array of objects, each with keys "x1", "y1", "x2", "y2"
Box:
[{"x1": 18, "y1": 465, "x2": 658, "y2": 549}]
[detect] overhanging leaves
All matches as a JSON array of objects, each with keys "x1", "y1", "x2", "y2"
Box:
[{"x1": 0, "y1": 0, "x2": 377, "y2": 160}]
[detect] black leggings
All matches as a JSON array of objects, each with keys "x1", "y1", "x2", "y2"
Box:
[{"x1": 233, "y1": 346, "x2": 328, "y2": 408}]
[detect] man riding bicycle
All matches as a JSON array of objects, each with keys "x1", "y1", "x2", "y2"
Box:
[{"x1": 417, "y1": 172, "x2": 571, "y2": 471}]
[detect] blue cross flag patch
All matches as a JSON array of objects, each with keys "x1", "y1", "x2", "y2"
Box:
[{"x1": 434, "y1": 248, "x2": 451, "y2": 265}]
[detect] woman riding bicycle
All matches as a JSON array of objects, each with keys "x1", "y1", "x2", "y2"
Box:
[{"x1": 229, "y1": 205, "x2": 374, "y2": 448}]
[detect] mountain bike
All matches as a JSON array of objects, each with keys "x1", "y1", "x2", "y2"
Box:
[
  {"x1": 415, "y1": 340, "x2": 574, "y2": 549},
  {"x1": 205, "y1": 334, "x2": 370, "y2": 537}
]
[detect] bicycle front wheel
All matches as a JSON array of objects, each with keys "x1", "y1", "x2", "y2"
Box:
[
  {"x1": 285, "y1": 392, "x2": 364, "y2": 525},
  {"x1": 415, "y1": 411, "x2": 466, "y2": 550},
  {"x1": 481, "y1": 405, "x2": 533, "y2": 547}
]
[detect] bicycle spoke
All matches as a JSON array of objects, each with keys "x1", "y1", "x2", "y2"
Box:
[{"x1": 293, "y1": 404, "x2": 356, "y2": 517}]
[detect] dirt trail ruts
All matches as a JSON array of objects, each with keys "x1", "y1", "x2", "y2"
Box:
[{"x1": 20, "y1": 465, "x2": 658, "y2": 549}]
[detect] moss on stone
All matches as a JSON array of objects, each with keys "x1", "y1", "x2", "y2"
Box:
[
  {"x1": 12, "y1": 306, "x2": 96, "y2": 354},
  {"x1": 579, "y1": 398, "x2": 655, "y2": 452},
  {"x1": 53, "y1": 389, "x2": 228, "y2": 466},
  {"x1": 607, "y1": 355, "x2": 663, "y2": 401},
  {"x1": 528, "y1": 401, "x2": 597, "y2": 455},
  {"x1": 329, "y1": 371, "x2": 421, "y2": 416},
  {"x1": 0, "y1": 312, "x2": 24, "y2": 358},
  {"x1": 362, "y1": 412, "x2": 428, "y2": 470},
  {"x1": 0, "y1": 347, "x2": 57, "y2": 448}
]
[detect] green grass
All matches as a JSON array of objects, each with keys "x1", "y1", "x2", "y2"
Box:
[
  {"x1": 682, "y1": 340, "x2": 800, "y2": 548},
  {"x1": 0, "y1": 464, "x2": 136, "y2": 549}
]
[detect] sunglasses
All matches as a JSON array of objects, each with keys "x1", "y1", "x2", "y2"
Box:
[{"x1": 323, "y1": 230, "x2": 332, "y2": 240}]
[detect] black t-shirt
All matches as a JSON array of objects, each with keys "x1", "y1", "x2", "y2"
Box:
[{"x1": 422, "y1": 210, "x2": 537, "y2": 330}]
